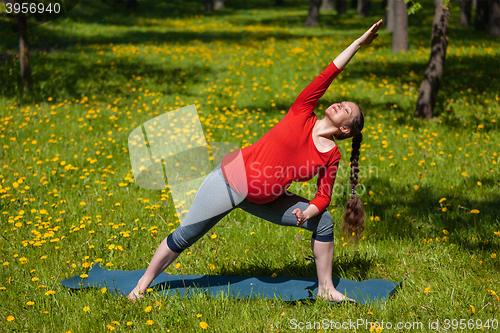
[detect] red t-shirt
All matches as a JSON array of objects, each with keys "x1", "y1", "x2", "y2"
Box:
[{"x1": 221, "y1": 61, "x2": 342, "y2": 213}]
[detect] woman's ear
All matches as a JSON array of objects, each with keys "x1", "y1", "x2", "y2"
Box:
[{"x1": 340, "y1": 126, "x2": 351, "y2": 134}]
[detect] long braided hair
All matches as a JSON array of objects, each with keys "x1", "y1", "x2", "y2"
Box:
[{"x1": 333, "y1": 105, "x2": 365, "y2": 239}]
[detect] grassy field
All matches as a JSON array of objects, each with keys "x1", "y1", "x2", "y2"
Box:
[{"x1": 1, "y1": 0, "x2": 499, "y2": 332}]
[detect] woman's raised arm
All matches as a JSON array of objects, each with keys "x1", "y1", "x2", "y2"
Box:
[{"x1": 333, "y1": 19, "x2": 383, "y2": 70}]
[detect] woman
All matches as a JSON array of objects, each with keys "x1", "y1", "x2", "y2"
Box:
[{"x1": 128, "y1": 19, "x2": 383, "y2": 302}]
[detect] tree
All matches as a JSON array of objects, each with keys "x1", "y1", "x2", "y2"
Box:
[
  {"x1": 1, "y1": 0, "x2": 33, "y2": 93},
  {"x1": 126, "y1": 0, "x2": 137, "y2": 11},
  {"x1": 491, "y1": 0, "x2": 500, "y2": 37},
  {"x1": 321, "y1": 0, "x2": 335, "y2": 11},
  {"x1": 337, "y1": 0, "x2": 347, "y2": 14},
  {"x1": 392, "y1": 0, "x2": 408, "y2": 52},
  {"x1": 386, "y1": 0, "x2": 395, "y2": 32},
  {"x1": 458, "y1": 0, "x2": 472, "y2": 26},
  {"x1": 305, "y1": 0, "x2": 321, "y2": 27},
  {"x1": 214, "y1": 0, "x2": 224, "y2": 10},
  {"x1": 415, "y1": 0, "x2": 450, "y2": 118},
  {"x1": 205, "y1": 0, "x2": 213, "y2": 11},
  {"x1": 475, "y1": 0, "x2": 490, "y2": 30},
  {"x1": 357, "y1": 0, "x2": 371, "y2": 17}
]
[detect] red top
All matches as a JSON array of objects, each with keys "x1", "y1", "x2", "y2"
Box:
[{"x1": 221, "y1": 61, "x2": 343, "y2": 213}]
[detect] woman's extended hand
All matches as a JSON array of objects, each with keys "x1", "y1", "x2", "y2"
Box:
[
  {"x1": 357, "y1": 19, "x2": 383, "y2": 47},
  {"x1": 292, "y1": 208, "x2": 308, "y2": 226}
]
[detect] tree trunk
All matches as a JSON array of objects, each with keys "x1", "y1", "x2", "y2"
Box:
[
  {"x1": 459, "y1": 0, "x2": 472, "y2": 26},
  {"x1": 392, "y1": 0, "x2": 408, "y2": 52},
  {"x1": 475, "y1": 0, "x2": 490, "y2": 30},
  {"x1": 321, "y1": 0, "x2": 335, "y2": 11},
  {"x1": 18, "y1": 9, "x2": 33, "y2": 93},
  {"x1": 205, "y1": 0, "x2": 214, "y2": 11},
  {"x1": 490, "y1": 0, "x2": 500, "y2": 37},
  {"x1": 214, "y1": 0, "x2": 224, "y2": 10},
  {"x1": 357, "y1": 0, "x2": 370, "y2": 17},
  {"x1": 386, "y1": 0, "x2": 395, "y2": 32},
  {"x1": 305, "y1": 0, "x2": 321, "y2": 27},
  {"x1": 126, "y1": 0, "x2": 137, "y2": 11},
  {"x1": 415, "y1": 0, "x2": 450, "y2": 118},
  {"x1": 336, "y1": 0, "x2": 347, "y2": 14}
]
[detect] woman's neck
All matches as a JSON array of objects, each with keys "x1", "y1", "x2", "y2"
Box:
[{"x1": 313, "y1": 118, "x2": 340, "y2": 139}]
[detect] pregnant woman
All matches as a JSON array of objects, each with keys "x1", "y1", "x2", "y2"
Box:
[{"x1": 128, "y1": 19, "x2": 383, "y2": 302}]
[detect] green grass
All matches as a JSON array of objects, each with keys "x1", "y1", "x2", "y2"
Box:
[{"x1": 0, "y1": 0, "x2": 499, "y2": 332}]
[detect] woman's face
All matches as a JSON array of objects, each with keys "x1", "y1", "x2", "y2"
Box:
[{"x1": 324, "y1": 101, "x2": 360, "y2": 134}]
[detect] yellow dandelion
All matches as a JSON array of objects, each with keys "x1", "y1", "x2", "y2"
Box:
[
  {"x1": 439, "y1": 198, "x2": 446, "y2": 203},
  {"x1": 26, "y1": 301, "x2": 35, "y2": 306},
  {"x1": 175, "y1": 263, "x2": 181, "y2": 269},
  {"x1": 144, "y1": 306, "x2": 152, "y2": 313},
  {"x1": 7, "y1": 315, "x2": 15, "y2": 322},
  {"x1": 146, "y1": 320, "x2": 154, "y2": 326},
  {"x1": 477, "y1": 181, "x2": 482, "y2": 186},
  {"x1": 461, "y1": 172, "x2": 467, "y2": 177},
  {"x1": 211, "y1": 234, "x2": 217, "y2": 239},
  {"x1": 470, "y1": 209, "x2": 480, "y2": 214},
  {"x1": 424, "y1": 287, "x2": 431, "y2": 294},
  {"x1": 126, "y1": 322, "x2": 133, "y2": 326},
  {"x1": 197, "y1": 314, "x2": 202, "y2": 318},
  {"x1": 470, "y1": 305, "x2": 475, "y2": 313},
  {"x1": 414, "y1": 185, "x2": 419, "y2": 190},
  {"x1": 200, "y1": 322, "x2": 208, "y2": 329},
  {"x1": 492, "y1": 254, "x2": 497, "y2": 259},
  {"x1": 101, "y1": 287, "x2": 107, "y2": 293},
  {"x1": 442, "y1": 230, "x2": 449, "y2": 235},
  {"x1": 111, "y1": 321, "x2": 120, "y2": 325},
  {"x1": 45, "y1": 290, "x2": 55, "y2": 296},
  {"x1": 106, "y1": 325, "x2": 115, "y2": 331},
  {"x1": 83, "y1": 306, "x2": 90, "y2": 312},
  {"x1": 80, "y1": 202, "x2": 86, "y2": 206}
]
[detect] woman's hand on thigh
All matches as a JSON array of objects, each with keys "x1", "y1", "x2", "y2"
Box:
[{"x1": 292, "y1": 208, "x2": 308, "y2": 226}]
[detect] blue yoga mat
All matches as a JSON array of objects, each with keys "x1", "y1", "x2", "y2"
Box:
[{"x1": 61, "y1": 264, "x2": 404, "y2": 305}]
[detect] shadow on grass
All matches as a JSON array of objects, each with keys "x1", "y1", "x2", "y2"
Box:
[
  {"x1": 360, "y1": 176, "x2": 500, "y2": 252},
  {"x1": 0, "y1": 49, "x2": 213, "y2": 102},
  {"x1": 217, "y1": 250, "x2": 374, "y2": 281}
]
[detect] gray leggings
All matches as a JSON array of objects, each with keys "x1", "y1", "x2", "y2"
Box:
[{"x1": 166, "y1": 163, "x2": 334, "y2": 253}]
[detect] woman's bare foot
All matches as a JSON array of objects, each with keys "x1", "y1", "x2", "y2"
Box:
[
  {"x1": 127, "y1": 285, "x2": 145, "y2": 301},
  {"x1": 317, "y1": 288, "x2": 355, "y2": 302}
]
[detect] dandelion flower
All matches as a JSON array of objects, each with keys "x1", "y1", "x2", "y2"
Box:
[
  {"x1": 83, "y1": 306, "x2": 90, "y2": 312},
  {"x1": 144, "y1": 306, "x2": 152, "y2": 313},
  {"x1": 424, "y1": 287, "x2": 431, "y2": 294},
  {"x1": 146, "y1": 320, "x2": 154, "y2": 325},
  {"x1": 200, "y1": 322, "x2": 208, "y2": 329},
  {"x1": 492, "y1": 254, "x2": 497, "y2": 259},
  {"x1": 470, "y1": 209, "x2": 480, "y2": 214},
  {"x1": 7, "y1": 315, "x2": 15, "y2": 322}
]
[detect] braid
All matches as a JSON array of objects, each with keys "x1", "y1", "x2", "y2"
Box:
[
  {"x1": 342, "y1": 132, "x2": 365, "y2": 239},
  {"x1": 350, "y1": 133, "x2": 362, "y2": 194}
]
